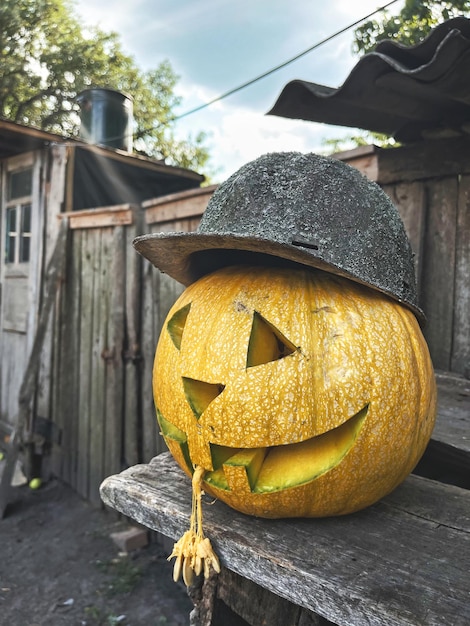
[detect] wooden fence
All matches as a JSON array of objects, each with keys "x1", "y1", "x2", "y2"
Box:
[
  {"x1": 45, "y1": 139, "x2": 469, "y2": 504},
  {"x1": 47, "y1": 190, "x2": 213, "y2": 504}
]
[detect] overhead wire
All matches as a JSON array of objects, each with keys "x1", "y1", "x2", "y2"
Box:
[{"x1": 166, "y1": 0, "x2": 401, "y2": 125}]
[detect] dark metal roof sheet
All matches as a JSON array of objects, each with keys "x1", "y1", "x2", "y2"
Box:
[{"x1": 268, "y1": 18, "x2": 470, "y2": 143}]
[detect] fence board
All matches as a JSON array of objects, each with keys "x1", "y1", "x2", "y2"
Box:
[
  {"x1": 76, "y1": 228, "x2": 98, "y2": 498},
  {"x1": 141, "y1": 259, "x2": 162, "y2": 463},
  {"x1": 88, "y1": 228, "x2": 112, "y2": 505},
  {"x1": 452, "y1": 175, "x2": 470, "y2": 376},
  {"x1": 52, "y1": 227, "x2": 82, "y2": 487},
  {"x1": 104, "y1": 226, "x2": 126, "y2": 481},
  {"x1": 382, "y1": 181, "x2": 427, "y2": 295},
  {"x1": 420, "y1": 178, "x2": 458, "y2": 371},
  {"x1": 123, "y1": 221, "x2": 141, "y2": 469}
]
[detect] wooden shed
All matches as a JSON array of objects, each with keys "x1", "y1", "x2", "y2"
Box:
[{"x1": 0, "y1": 119, "x2": 203, "y2": 507}]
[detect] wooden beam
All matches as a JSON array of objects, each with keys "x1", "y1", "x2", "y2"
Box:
[
  {"x1": 143, "y1": 185, "x2": 217, "y2": 225},
  {"x1": 60, "y1": 204, "x2": 136, "y2": 230}
]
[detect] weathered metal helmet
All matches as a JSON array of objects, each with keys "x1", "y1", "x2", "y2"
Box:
[{"x1": 134, "y1": 152, "x2": 423, "y2": 323}]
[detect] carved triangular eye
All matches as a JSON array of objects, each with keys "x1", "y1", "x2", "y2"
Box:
[
  {"x1": 183, "y1": 377, "x2": 225, "y2": 419},
  {"x1": 167, "y1": 303, "x2": 191, "y2": 350},
  {"x1": 246, "y1": 312, "x2": 297, "y2": 368}
]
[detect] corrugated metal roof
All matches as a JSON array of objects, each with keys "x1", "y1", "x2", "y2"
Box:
[{"x1": 268, "y1": 17, "x2": 470, "y2": 142}]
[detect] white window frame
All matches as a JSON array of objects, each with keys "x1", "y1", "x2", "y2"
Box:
[{"x1": 3, "y1": 156, "x2": 34, "y2": 267}]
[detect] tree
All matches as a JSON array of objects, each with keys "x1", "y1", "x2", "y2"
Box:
[
  {"x1": 0, "y1": 0, "x2": 211, "y2": 173},
  {"x1": 353, "y1": 0, "x2": 470, "y2": 55}
]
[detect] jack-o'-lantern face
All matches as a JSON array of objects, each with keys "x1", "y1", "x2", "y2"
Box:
[{"x1": 153, "y1": 265, "x2": 436, "y2": 518}]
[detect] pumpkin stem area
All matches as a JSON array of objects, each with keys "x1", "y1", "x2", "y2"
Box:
[{"x1": 168, "y1": 465, "x2": 221, "y2": 586}]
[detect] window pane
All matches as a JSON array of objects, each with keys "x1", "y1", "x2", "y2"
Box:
[
  {"x1": 8, "y1": 168, "x2": 33, "y2": 199},
  {"x1": 5, "y1": 208, "x2": 17, "y2": 263},
  {"x1": 6, "y1": 206, "x2": 16, "y2": 232},
  {"x1": 21, "y1": 203, "x2": 31, "y2": 233},
  {"x1": 20, "y1": 234, "x2": 30, "y2": 262},
  {"x1": 6, "y1": 236, "x2": 16, "y2": 263}
]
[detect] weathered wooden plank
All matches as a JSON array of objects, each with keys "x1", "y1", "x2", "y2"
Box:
[
  {"x1": 434, "y1": 372, "x2": 470, "y2": 455},
  {"x1": 143, "y1": 185, "x2": 215, "y2": 225},
  {"x1": 216, "y1": 568, "x2": 309, "y2": 626},
  {"x1": 17, "y1": 218, "x2": 68, "y2": 436},
  {"x1": 382, "y1": 181, "x2": 426, "y2": 294},
  {"x1": 215, "y1": 569, "x2": 328, "y2": 626},
  {"x1": 52, "y1": 226, "x2": 82, "y2": 488},
  {"x1": 139, "y1": 222, "x2": 185, "y2": 463},
  {"x1": 35, "y1": 146, "x2": 68, "y2": 424},
  {"x1": 154, "y1": 221, "x2": 184, "y2": 333},
  {"x1": 88, "y1": 227, "x2": 112, "y2": 505},
  {"x1": 76, "y1": 228, "x2": 97, "y2": 498},
  {"x1": 123, "y1": 220, "x2": 141, "y2": 468},
  {"x1": 452, "y1": 174, "x2": 470, "y2": 376},
  {"x1": 101, "y1": 453, "x2": 470, "y2": 626},
  {"x1": 103, "y1": 226, "x2": 125, "y2": 483},
  {"x1": 420, "y1": 177, "x2": 458, "y2": 370},
  {"x1": 335, "y1": 145, "x2": 380, "y2": 182},
  {"x1": 374, "y1": 137, "x2": 470, "y2": 184},
  {"x1": 65, "y1": 204, "x2": 135, "y2": 230},
  {"x1": 417, "y1": 371, "x2": 470, "y2": 487},
  {"x1": 140, "y1": 257, "x2": 162, "y2": 463}
]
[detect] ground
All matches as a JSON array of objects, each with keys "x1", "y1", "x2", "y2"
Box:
[{"x1": 0, "y1": 479, "x2": 193, "y2": 625}]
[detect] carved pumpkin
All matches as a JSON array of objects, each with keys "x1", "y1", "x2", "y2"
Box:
[{"x1": 154, "y1": 264, "x2": 437, "y2": 519}]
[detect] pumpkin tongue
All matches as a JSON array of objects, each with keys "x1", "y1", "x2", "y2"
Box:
[{"x1": 168, "y1": 465, "x2": 220, "y2": 586}]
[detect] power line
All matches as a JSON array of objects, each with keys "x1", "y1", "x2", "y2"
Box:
[
  {"x1": 134, "y1": 0, "x2": 401, "y2": 139},
  {"x1": 171, "y1": 0, "x2": 401, "y2": 123}
]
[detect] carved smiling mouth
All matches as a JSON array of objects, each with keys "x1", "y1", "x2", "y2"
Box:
[{"x1": 158, "y1": 405, "x2": 368, "y2": 494}]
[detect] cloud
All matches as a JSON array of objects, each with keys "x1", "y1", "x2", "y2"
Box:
[{"x1": 181, "y1": 105, "x2": 340, "y2": 181}]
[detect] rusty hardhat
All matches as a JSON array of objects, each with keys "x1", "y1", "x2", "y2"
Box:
[{"x1": 134, "y1": 152, "x2": 423, "y2": 323}]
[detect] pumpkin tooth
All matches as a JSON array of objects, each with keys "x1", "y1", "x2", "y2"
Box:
[{"x1": 222, "y1": 448, "x2": 267, "y2": 492}]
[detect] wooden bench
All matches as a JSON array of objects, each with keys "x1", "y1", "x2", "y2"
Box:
[{"x1": 100, "y1": 372, "x2": 470, "y2": 626}]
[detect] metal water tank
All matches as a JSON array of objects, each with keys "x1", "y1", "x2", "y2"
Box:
[{"x1": 77, "y1": 88, "x2": 133, "y2": 152}]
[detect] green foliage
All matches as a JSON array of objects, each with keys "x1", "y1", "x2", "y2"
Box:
[
  {"x1": 322, "y1": 132, "x2": 398, "y2": 154},
  {"x1": 0, "y1": 0, "x2": 210, "y2": 172},
  {"x1": 353, "y1": 0, "x2": 470, "y2": 55}
]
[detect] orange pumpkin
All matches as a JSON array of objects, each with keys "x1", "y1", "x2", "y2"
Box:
[{"x1": 154, "y1": 264, "x2": 436, "y2": 519}]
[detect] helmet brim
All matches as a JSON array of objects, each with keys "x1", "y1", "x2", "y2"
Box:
[{"x1": 133, "y1": 231, "x2": 425, "y2": 325}]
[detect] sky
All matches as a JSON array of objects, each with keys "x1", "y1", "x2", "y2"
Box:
[{"x1": 73, "y1": 0, "x2": 404, "y2": 181}]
